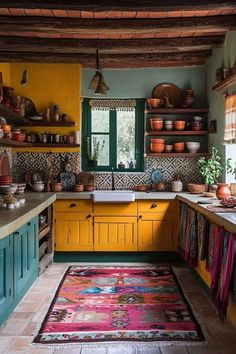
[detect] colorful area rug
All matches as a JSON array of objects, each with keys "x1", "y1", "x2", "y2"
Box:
[{"x1": 33, "y1": 265, "x2": 205, "y2": 344}]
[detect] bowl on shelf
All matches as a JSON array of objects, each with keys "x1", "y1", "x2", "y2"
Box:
[
  {"x1": 174, "y1": 120, "x2": 186, "y2": 131},
  {"x1": 133, "y1": 184, "x2": 147, "y2": 192},
  {"x1": 187, "y1": 183, "x2": 207, "y2": 194},
  {"x1": 173, "y1": 142, "x2": 185, "y2": 153},
  {"x1": 164, "y1": 144, "x2": 173, "y2": 153},
  {"x1": 31, "y1": 182, "x2": 45, "y2": 192},
  {"x1": 151, "y1": 138, "x2": 165, "y2": 144},
  {"x1": 147, "y1": 98, "x2": 163, "y2": 109},
  {"x1": 150, "y1": 143, "x2": 165, "y2": 153},
  {"x1": 0, "y1": 183, "x2": 18, "y2": 194},
  {"x1": 165, "y1": 120, "x2": 173, "y2": 131},
  {"x1": 150, "y1": 118, "x2": 163, "y2": 131},
  {"x1": 186, "y1": 141, "x2": 200, "y2": 153}
]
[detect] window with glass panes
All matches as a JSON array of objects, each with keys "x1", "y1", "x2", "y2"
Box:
[{"x1": 82, "y1": 99, "x2": 144, "y2": 171}]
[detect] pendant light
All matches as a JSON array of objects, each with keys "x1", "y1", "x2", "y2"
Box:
[{"x1": 88, "y1": 49, "x2": 109, "y2": 95}]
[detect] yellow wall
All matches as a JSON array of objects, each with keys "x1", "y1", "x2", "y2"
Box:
[
  {"x1": 0, "y1": 63, "x2": 11, "y2": 86},
  {"x1": 1, "y1": 63, "x2": 81, "y2": 152}
]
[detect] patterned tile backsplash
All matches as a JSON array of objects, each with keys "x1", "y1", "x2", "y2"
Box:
[{"x1": 13, "y1": 152, "x2": 203, "y2": 191}]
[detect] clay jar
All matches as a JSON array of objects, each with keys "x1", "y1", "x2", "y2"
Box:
[
  {"x1": 150, "y1": 118, "x2": 163, "y2": 131},
  {"x1": 174, "y1": 120, "x2": 185, "y2": 131},
  {"x1": 216, "y1": 183, "x2": 231, "y2": 200},
  {"x1": 50, "y1": 182, "x2": 62, "y2": 192},
  {"x1": 74, "y1": 184, "x2": 84, "y2": 192}
]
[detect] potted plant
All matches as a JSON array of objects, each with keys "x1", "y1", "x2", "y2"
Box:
[
  {"x1": 198, "y1": 146, "x2": 231, "y2": 199},
  {"x1": 87, "y1": 136, "x2": 105, "y2": 167}
]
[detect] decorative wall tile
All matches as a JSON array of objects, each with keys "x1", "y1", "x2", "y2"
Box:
[{"x1": 13, "y1": 152, "x2": 203, "y2": 191}]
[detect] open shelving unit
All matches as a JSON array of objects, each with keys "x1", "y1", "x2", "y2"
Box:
[
  {"x1": 38, "y1": 204, "x2": 54, "y2": 274},
  {"x1": 212, "y1": 72, "x2": 236, "y2": 92},
  {"x1": 0, "y1": 138, "x2": 80, "y2": 148},
  {"x1": 144, "y1": 106, "x2": 209, "y2": 157}
]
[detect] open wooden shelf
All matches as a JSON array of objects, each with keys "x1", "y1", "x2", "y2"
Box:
[
  {"x1": 212, "y1": 72, "x2": 236, "y2": 92},
  {"x1": 145, "y1": 108, "x2": 209, "y2": 114},
  {"x1": 146, "y1": 152, "x2": 210, "y2": 158},
  {"x1": 31, "y1": 143, "x2": 80, "y2": 148},
  {"x1": 0, "y1": 138, "x2": 32, "y2": 147},
  {"x1": 39, "y1": 225, "x2": 50, "y2": 241},
  {"x1": 20, "y1": 120, "x2": 76, "y2": 127},
  {"x1": 145, "y1": 130, "x2": 209, "y2": 136}
]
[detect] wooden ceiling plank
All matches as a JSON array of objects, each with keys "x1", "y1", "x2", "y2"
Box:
[
  {"x1": 0, "y1": 1, "x2": 235, "y2": 12},
  {"x1": 0, "y1": 15, "x2": 234, "y2": 35},
  {"x1": 0, "y1": 35, "x2": 224, "y2": 54}
]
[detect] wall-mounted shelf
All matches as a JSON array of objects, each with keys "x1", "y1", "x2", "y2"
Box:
[
  {"x1": 0, "y1": 103, "x2": 29, "y2": 125},
  {"x1": 0, "y1": 139, "x2": 80, "y2": 148},
  {"x1": 146, "y1": 153, "x2": 210, "y2": 158},
  {"x1": 145, "y1": 130, "x2": 209, "y2": 136},
  {"x1": 145, "y1": 108, "x2": 209, "y2": 114},
  {"x1": 20, "y1": 121, "x2": 76, "y2": 127},
  {"x1": 0, "y1": 138, "x2": 32, "y2": 147},
  {"x1": 212, "y1": 72, "x2": 236, "y2": 92}
]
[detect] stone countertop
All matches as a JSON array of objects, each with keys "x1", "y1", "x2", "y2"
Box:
[
  {"x1": 0, "y1": 193, "x2": 56, "y2": 240},
  {"x1": 1, "y1": 191, "x2": 236, "y2": 240}
]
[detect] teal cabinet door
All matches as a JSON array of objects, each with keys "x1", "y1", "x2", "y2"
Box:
[
  {"x1": 14, "y1": 217, "x2": 38, "y2": 300},
  {"x1": 0, "y1": 235, "x2": 13, "y2": 324}
]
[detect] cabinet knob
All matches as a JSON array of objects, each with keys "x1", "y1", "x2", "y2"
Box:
[
  {"x1": 27, "y1": 222, "x2": 31, "y2": 226},
  {"x1": 151, "y1": 203, "x2": 157, "y2": 209},
  {"x1": 86, "y1": 214, "x2": 92, "y2": 219},
  {"x1": 14, "y1": 231, "x2": 19, "y2": 235},
  {"x1": 70, "y1": 203, "x2": 77, "y2": 208},
  {"x1": 138, "y1": 215, "x2": 143, "y2": 219}
]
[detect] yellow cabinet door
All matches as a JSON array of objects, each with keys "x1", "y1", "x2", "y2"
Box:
[
  {"x1": 94, "y1": 217, "x2": 137, "y2": 251},
  {"x1": 55, "y1": 213, "x2": 93, "y2": 251},
  {"x1": 138, "y1": 213, "x2": 174, "y2": 251}
]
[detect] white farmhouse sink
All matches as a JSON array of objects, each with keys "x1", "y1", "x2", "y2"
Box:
[{"x1": 93, "y1": 190, "x2": 135, "y2": 203}]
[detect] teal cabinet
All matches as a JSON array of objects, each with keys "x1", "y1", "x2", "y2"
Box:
[
  {"x1": 0, "y1": 216, "x2": 38, "y2": 326},
  {"x1": 0, "y1": 235, "x2": 13, "y2": 323}
]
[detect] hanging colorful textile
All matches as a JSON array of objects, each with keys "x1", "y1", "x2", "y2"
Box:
[
  {"x1": 206, "y1": 224, "x2": 215, "y2": 272},
  {"x1": 197, "y1": 213, "x2": 209, "y2": 260},
  {"x1": 223, "y1": 93, "x2": 236, "y2": 144}
]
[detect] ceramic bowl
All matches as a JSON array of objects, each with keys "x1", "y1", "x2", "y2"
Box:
[
  {"x1": 173, "y1": 142, "x2": 185, "y2": 153},
  {"x1": 31, "y1": 182, "x2": 45, "y2": 192},
  {"x1": 16, "y1": 183, "x2": 26, "y2": 194},
  {"x1": 174, "y1": 120, "x2": 186, "y2": 131},
  {"x1": 187, "y1": 183, "x2": 206, "y2": 194},
  {"x1": 165, "y1": 121, "x2": 174, "y2": 131},
  {"x1": 147, "y1": 98, "x2": 163, "y2": 109},
  {"x1": 186, "y1": 141, "x2": 200, "y2": 153},
  {"x1": 150, "y1": 143, "x2": 165, "y2": 153},
  {"x1": 164, "y1": 144, "x2": 173, "y2": 153},
  {"x1": 151, "y1": 138, "x2": 165, "y2": 144},
  {"x1": 150, "y1": 119, "x2": 163, "y2": 131},
  {"x1": 0, "y1": 183, "x2": 18, "y2": 194}
]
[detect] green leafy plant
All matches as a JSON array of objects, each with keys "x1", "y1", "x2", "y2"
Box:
[
  {"x1": 226, "y1": 158, "x2": 236, "y2": 179},
  {"x1": 198, "y1": 146, "x2": 224, "y2": 185},
  {"x1": 87, "y1": 136, "x2": 105, "y2": 161}
]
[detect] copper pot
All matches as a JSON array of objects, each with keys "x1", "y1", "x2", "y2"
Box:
[
  {"x1": 50, "y1": 182, "x2": 62, "y2": 192},
  {"x1": 74, "y1": 184, "x2": 84, "y2": 192},
  {"x1": 84, "y1": 183, "x2": 94, "y2": 191}
]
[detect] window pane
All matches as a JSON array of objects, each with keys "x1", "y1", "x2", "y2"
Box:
[
  {"x1": 117, "y1": 109, "x2": 135, "y2": 168},
  {"x1": 91, "y1": 134, "x2": 109, "y2": 166},
  {"x1": 91, "y1": 109, "x2": 109, "y2": 132}
]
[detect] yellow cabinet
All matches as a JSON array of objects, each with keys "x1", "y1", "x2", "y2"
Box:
[
  {"x1": 94, "y1": 216, "x2": 137, "y2": 251},
  {"x1": 137, "y1": 200, "x2": 179, "y2": 252},
  {"x1": 54, "y1": 200, "x2": 93, "y2": 251}
]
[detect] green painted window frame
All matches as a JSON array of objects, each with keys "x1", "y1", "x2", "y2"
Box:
[{"x1": 82, "y1": 98, "x2": 144, "y2": 172}]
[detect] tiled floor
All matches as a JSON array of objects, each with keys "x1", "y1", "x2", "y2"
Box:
[{"x1": 0, "y1": 262, "x2": 236, "y2": 354}]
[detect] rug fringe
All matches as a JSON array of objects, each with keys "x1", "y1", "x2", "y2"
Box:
[{"x1": 31, "y1": 339, "x2": 207, "y2": 350}]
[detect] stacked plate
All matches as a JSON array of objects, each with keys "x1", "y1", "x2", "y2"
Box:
[{"x1": 0, "y1": 175, "x2": 12, "y2": 185}]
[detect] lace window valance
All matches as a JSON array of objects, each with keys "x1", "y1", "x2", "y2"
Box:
[
  {"x1": 89, "y1": 99, "x2": 136, "y2": 111},
  {"x1": 223, "y1": 93, "x2": 236, "y2": 144}
]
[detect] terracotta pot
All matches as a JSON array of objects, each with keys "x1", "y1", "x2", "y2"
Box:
[
  {"x1": 151, "y1": 138, "x2": 165, "y2": 144},
  {"x1": 150, "y1": 120, "x2": 163, "y2": 131},
  {"x1": 187, "y1": 183, "x2": 206, "y2": 194},
  {"x1": 155, "y1": 182, "x2": 165, "y2": 191},
  {"x1": 74, "y1": 184, "x2": 84, "y2": 192},
  {"x1": 84, "y1": 183, "x2": 94, "y2": 191},
  {"x1": 216, "y1": 183, "x2": 231, "y2": 200},
  {"x1": 173, "y1": 142, "x2": 185, "y2": 153},
  {"x1": 174, "y1": 120, "x2": 186, "y2": 131},
  {"x1": 50, "y1": 182, "x2": 62, "y2": 192},
  {"x1": 147, "y1": 98, "x2": 163, "y2": 108},
  {"x1": 150, "y1": 143, "x2": 164, "y2": 153}
]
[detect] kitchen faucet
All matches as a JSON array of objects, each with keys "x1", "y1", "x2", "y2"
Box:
[{"x1": 111, "y1": 167, "x2": 115, "y2": 190}]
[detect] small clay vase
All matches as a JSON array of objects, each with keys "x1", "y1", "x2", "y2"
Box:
[
  {"x1": 50, "y1": 182, "x2": 62, "y2": 192},
  {"x1": 216, "y1": 183, "x2": 231, "y2": 200}
]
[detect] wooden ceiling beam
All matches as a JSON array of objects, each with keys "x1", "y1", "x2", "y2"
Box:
[
  {"x1": 0, "y1": 35, "x2": 224, "y2": 54},
  {"x1": 0, "y1": 51, "x2": 211, "y2": 68},
  {"x1": 0, "y1": 15, "x2": 234, "y2": 35},
  {"x1": 0, "y1": 1, "x2": 235, "y2": 12}
]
